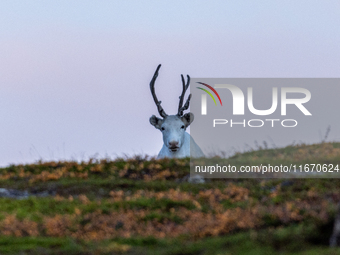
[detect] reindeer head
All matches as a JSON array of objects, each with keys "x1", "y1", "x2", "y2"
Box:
[{"x1": 149, "y1": 64, "x2": 194, "y2": 153}]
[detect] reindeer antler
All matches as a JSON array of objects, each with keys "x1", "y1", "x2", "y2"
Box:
[
  {"x1": 150, "y1": 64, "x2": 168, "y2": 118},
  {"x1": 177, "y1": 74, "x2": 192, "y2": 116}
]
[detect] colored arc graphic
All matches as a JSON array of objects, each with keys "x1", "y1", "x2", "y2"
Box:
[
  {"x1": 197, "y1": 82, "x2": 223, "y2": 106},
  {"x1": 196, "y1": 87, "x2": 217, "y2": 105}
]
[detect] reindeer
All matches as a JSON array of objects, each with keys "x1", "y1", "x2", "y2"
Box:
[{"x1": 149, "y1": 64, "x2": 205, "y2": 159}]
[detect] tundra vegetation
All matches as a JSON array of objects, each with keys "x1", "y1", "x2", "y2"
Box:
[{"x1": 1, "y1": 142, "x2": 340, "y2": 254}]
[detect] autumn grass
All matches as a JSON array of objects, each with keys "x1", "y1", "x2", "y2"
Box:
[{"x1": 1, "y1": 142, "x2": 340, "y2": 254}]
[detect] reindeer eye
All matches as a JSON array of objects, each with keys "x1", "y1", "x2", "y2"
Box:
[
  {"x1": 181, "y1": 125, "x2": 185, "y2": 129},
  {"x1": 161, "y1": 127, "x2": 165, "y2": 131}
]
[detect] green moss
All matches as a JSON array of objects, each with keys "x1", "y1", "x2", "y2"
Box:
[{"x1": 0, "y1": 237, "x2": 85, "y2": 254}]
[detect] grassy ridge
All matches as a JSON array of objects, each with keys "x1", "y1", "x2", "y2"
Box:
[{"x1": 0, "y1": 142, "x2": 340, "y2": 254}]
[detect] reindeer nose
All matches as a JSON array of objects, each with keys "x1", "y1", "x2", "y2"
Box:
[{"x1": 169, "y1": 141, "x2": 179, "y2": 148}]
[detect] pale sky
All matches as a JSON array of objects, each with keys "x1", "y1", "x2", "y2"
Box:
[{"x1": 1, "y1": 1, "x2": 340, "y2": 166}]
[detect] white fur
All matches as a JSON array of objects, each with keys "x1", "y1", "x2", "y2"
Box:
[
  {"x1": 150, "y1": 114, "x2": 204, "y2": 159},
  {"x1": 157, "y1": 132, "x2": 204, "y2": 159}
]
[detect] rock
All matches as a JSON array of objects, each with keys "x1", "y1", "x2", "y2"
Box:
[
  {"x1": 0, "y1": 188, "x2": 10, "y2": 197},
  {"x1": 330, "y1": 204, "x2": 340, "y2": 247},
  {"x1": 0, "y1": 187, "x2": 50, "y2": 199},
  {"x1": 188, "y1": 174, "x2": 205, "y2": 184},
  {"x1": 0, "y1": 188, "x2": 29, "y2": 199}
]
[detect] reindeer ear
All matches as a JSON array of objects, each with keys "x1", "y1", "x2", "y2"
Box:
[
  {"x1": 149, "y1": 115, "x2": 163, "y2": 129},
  {"x1": 181, "y1": 113, "x2": 194, "y2": 127}
]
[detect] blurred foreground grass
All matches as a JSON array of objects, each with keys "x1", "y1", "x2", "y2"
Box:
[{"x1": 1, "y1": 142, "x2": 340, "y2": 254}]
